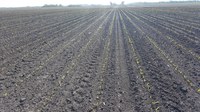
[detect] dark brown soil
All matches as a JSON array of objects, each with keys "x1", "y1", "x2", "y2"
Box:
[{"x1": 0, "y1": 7, "x2": 200, "y2": 112}]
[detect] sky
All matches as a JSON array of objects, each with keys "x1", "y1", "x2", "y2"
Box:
[{"x1": 0, "y1": 0, "x2": 170, "y2": 7}]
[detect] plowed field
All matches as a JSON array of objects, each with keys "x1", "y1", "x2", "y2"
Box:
[{"x1": 0, "y1": 7, "x2": 200, "y2": 112}]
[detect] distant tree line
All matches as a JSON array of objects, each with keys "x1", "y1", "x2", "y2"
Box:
[
  {"x1": 168, "y1": 0, "x2": 200, "y2": 2},
  {"x1": 67, "y1": 5, "x2": 82, "y2": 7},
  {"x1": 43, "y1": 4, "x2": 63, "y2": 7}
]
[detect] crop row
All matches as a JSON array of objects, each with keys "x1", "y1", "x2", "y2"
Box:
[
  {"x1": 124, "y1": 9, "x2": 200, "y2": 91},
  {"x1": 1, "y1": 9, "x2": 112, "y2": 111},
  {"x1": 120, "y1": 8, "x2": 200, "y2": 111}
]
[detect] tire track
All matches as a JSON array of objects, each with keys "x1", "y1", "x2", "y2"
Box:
[
  {"x1": 27, "y1": 10, "x2": 113, "y2": 112},
  {"x1": 89, "y1": 10, "x2": 115, "y2": 112},
  {"x1": 0, "y1": 11, "x2": 111, "y2": 107},
  {"x1": 120, "y1": 10, "x2": 159, "y2": 112},
  {"x1": 0, "y1": 11, "x2": 102, "y2": 74},
  {"x1": 0, "y1": 11, "x2": 99, "y2": 59}
]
